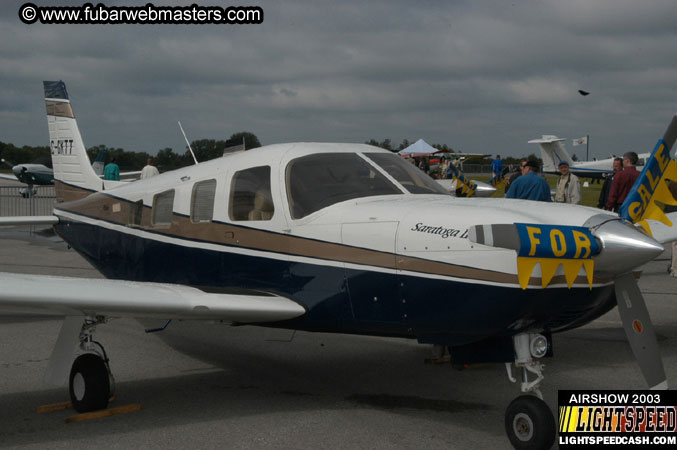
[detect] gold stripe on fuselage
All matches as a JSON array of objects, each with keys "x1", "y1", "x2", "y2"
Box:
[{"x1": 54, "y1": 182, "x2": 610, "y2": 287}]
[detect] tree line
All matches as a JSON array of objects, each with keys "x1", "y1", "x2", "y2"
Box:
[
  {"x1": 0, "y1": 132, "x2": 261, "y2": 172},
  {"x1": 2, "y1": 131, "x2": 542, "y2": 173}
]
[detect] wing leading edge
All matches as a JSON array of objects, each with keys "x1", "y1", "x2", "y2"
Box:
[{"x1": 0, "y1": 272, "x2": 305, "y2": 323}]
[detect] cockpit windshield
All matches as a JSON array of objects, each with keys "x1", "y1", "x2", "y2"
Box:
[
  {"x1": 364, "y1": 153, "x2": 449, "y2": 195},
  {"x1": 286, "y1": 153, "x2": 402, "y2": 219}
]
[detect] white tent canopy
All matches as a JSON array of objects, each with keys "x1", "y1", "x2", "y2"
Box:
[{"x1": 398, "y1": 139, "x2": 437, "y2": 155}]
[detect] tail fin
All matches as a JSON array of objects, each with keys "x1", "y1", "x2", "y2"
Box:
[
  {"x1": 528, "y1": 135, "x2": 573, "y2": 173},
  {"x1": 91, "y1": 147, "x2": 109, "y2": 176},
  {"x1": 44, "y1": 81, "x2": 102, "y2": 194}
]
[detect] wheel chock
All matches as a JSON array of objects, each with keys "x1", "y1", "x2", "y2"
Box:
[
  {"x1": 37, "y1": 401, "x2": 72, "y2": 414},
  {"x1": 37, "y1": 396, "x2": 116, "y2": 414},
  {"x1": 65, "y1": 403, "x2": 142, "y2": 423}
]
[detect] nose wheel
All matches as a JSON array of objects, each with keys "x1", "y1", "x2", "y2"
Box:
[
  {"x1": 504, "y1": 333, "x2": 556, "y2": 450},
  {"x1": 505, "y1": 395, "x2": 555, "y2": 450}
]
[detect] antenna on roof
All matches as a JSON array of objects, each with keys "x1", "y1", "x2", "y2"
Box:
[{"x1": 178, "y1": 121, "x2": 199, "y2": 165}]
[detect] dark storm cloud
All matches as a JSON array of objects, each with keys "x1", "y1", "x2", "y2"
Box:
[{"x1": 1, "y1": 0, "x2": 676, "y2": 157}]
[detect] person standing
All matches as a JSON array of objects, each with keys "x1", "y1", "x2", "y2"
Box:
[
  {"x1": 140, "y1": 157, "x2": 160, "y2": 179},
  {"x1": 597, "y1": 157, "x2": 623, "y2": 209},
  {"x1": 554, "y1": 161, "x2": 581, "y2": 204},
  {"x1": 104, "y1": 157, "x2": 120, "y2": 181},
  {"x1": 491, "y1": 155, "x2": 503, "y2": 178},
  {"x1": 505, "y1": 160, "x2": 551, "y2": 201},
  {"x1": 504, "y1": 158, "x2": 527, "y2": 193},
  {"x1": 606, "y1": 152, "x2": 640, "y2": 211}
]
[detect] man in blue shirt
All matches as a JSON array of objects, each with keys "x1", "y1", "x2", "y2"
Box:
[
  {"x1": 505, "y1": 160, "x2": 551, "y2": 201},
  {"x1": 491, "y1": 155, "x2": 503, "y2": 177}
]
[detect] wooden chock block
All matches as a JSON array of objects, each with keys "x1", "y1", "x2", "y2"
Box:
[
  {"x1": 37, "y1": 401, "x2": 72, "y2": 414},
  {"x1": 65, "y1": 403, "x2": 142, "y2": 424}
]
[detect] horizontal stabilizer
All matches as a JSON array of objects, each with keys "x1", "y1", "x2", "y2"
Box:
[
  {"x1": 527, "y1": 136, "x2": 567, "y2": 144},
  {"x1": 0, "y1": 272, "x2": 306, "y2": 323}
]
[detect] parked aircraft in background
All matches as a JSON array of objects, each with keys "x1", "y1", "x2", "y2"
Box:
[
  {"x1": 1, "y1": 82, "x2": 676, "y2": 450},
  {"x1": 529, "y1": 135, "x2": 651, "y2": 179},
  {"x1": 0, "y1": 156, "x2": 54, "y2": 185},
  {"x1": 0, "y1": 156, "x2": 54, "y2": 197},
  {"x1": 1, "y1": 148, "x2": 140, "y2": 196}
]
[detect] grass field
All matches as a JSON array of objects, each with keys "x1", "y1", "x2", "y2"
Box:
[{"x1": 473, "y1": 175, "x2": 604, "y2": 208}]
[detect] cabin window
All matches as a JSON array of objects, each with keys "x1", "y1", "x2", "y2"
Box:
[
  {"x1": 364, "y1": 153, "x2": 449, "y2": 195},
  {"x1": 286, "y1": 153, "x2": 401, "y2": 219},
  {"x1": 191, "y1": 179, "x2": 217, "y2": 223},
  {"x1": 129, "y1": 200, "x2": 144, "y2": 226},
  {"x1": 229, "y1": 166, "x2": 274, "y2": 221},
  {"x1": 152, "y1": 189, "x2": 175, "y2": 226}
]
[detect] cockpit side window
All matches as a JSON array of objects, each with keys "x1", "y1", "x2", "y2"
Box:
[
  {"x1": 229, "y1": 166, "x2": 274, "y2": 221},
  {"x1": 364, "y1": 153, "x2": 449, "y2": 195},
  {"x1": 286, "y1": 153, "x2": 401, "y2": 219}
]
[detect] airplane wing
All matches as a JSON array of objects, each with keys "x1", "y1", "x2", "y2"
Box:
[
  {"x1": 0, "y1": 272, "x2": 306, "y2": 323},
  {"x1": 0, "y1": 216, "x2": 59, "y2": 226},
  {"x1": 0, "y1": 173, "x2": 18, "y2": 181}
]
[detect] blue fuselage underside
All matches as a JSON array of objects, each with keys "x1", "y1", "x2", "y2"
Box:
[{"x1": 55, "y1": 219, "x2": 616, "y2": 346}]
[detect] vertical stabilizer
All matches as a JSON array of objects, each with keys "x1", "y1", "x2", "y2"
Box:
[
  {"x1": 44, "y1": 81, "x2": 102, "y2": 193},
  {"x1": 528, "y1": 135, "x2": 573, "y2": 173}
]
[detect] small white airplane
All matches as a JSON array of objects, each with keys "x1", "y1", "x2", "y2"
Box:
[
  {"x1": 529, "y1": 135, "x2": 651, "y2": 179},
  {"x1": 1, "y1": 81, "x2": 677, "y2": 450},
  {"x1": 1, "y1": 149, "x2": 139, "y2": 196},
  {"x1": 1, "y1": 156, "x2": 54, "y2": 184}
]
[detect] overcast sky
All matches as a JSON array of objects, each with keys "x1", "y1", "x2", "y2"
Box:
[{"x1": 1, "y1": 0, "x2": 676, "y2": 159}]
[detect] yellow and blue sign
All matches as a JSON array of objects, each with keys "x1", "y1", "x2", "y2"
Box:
[
  {"x1": 620, "y1": 139, "x2": 677, "y2": 233},
  {"x1": 514, "y1": 223, "x2": 600, "y2": 289}
]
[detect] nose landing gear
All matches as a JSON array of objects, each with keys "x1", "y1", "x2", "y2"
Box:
[{"x1": 504, "y1": 333, "x2": 556, "y2": 450}]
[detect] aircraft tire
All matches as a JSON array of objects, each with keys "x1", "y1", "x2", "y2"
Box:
[
  {"x1": 504, "y1": 395, "x2": 555, "y2": 450},
  {"x1": 69, "y1": 353, "x2": 110, "y2": 413}
]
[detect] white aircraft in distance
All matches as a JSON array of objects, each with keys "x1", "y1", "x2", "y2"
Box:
[
  {"x1": 1, "y1": 82, "x2": 677, "y2": 450},
  {"x1": 529, "y1": 135, "x2": 651, "y2": 179}
]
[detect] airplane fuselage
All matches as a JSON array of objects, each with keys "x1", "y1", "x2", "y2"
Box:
[{"x1": 52, "y1": 143, "x2": 617, "y2": 349}]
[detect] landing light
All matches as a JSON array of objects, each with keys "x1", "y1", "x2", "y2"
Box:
[{"x1": 529, "y1": 334, "x2": 549, "y2": 359}]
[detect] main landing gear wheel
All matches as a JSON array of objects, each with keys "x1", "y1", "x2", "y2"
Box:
[
  {"x1": 505, "y1": 395, "x2": 555, "y2": 450},
  {"x1": 69, "y1": 353, "x2": 111, "y2": 413}
]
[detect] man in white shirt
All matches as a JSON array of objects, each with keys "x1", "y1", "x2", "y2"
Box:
[{"x1": 140, "y1": 157, "x2": 160, "y2": 179}]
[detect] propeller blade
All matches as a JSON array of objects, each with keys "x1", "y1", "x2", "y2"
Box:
[{"x1": 614, "y1": 273, "x2": 667, "y2": 390}]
